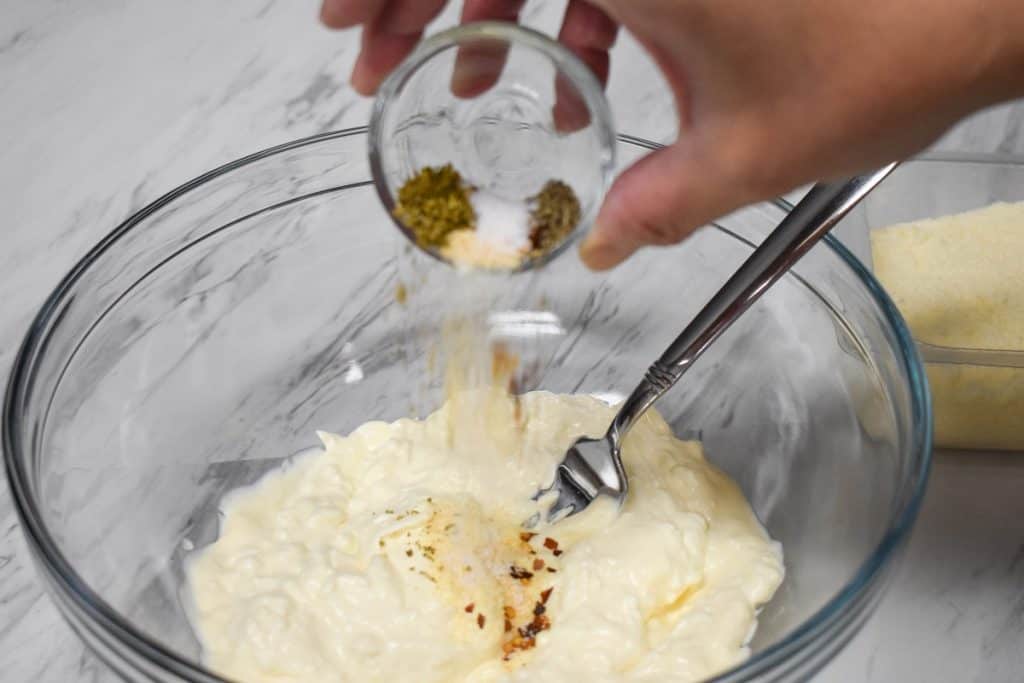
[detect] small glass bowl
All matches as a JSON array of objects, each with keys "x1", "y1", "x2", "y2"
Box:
[{"x1": 368, "y1": 22, "x2": 616, "y2": 270}]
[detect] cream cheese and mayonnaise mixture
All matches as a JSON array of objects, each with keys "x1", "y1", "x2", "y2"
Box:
[{"x1": 187, "y1": 386, "x2": 783, "y2": 683}]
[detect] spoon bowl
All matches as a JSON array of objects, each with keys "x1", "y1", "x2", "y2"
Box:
[{"x1": 532, "y1": 434, "x2": 627, "y2": 524}]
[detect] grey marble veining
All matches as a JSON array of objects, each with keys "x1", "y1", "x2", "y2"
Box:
[{"x1": 1, "y1": 1, "x2": 1023, "y2": 681}]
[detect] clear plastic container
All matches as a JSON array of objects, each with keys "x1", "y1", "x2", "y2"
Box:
[{"x1": 846, "y1": 153, "x2": 1024, "y2": 450}]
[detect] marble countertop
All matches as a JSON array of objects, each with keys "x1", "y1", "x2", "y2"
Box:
[{"x1": 2, "y1": 1, "x2": 1023, "y2": 681}]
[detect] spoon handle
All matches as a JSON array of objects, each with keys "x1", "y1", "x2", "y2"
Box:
[{"x1": 608, "y1": 163, "x2": 899, "y2": 444}]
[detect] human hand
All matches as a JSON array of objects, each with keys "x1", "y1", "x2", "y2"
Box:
[{"x1": 321, "y1": 0, "x2": 1024, "y2": 269}]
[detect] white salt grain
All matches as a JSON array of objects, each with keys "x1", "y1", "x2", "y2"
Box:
[{"x1": 469, "y1": 190, "x2": 531, "y2": 253}]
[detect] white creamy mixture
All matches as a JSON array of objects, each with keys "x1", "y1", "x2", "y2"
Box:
[{"x1": 188, "y1": 391, "x2": 783, "y2": 682}]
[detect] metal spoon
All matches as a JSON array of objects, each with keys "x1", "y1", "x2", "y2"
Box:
[{"x1": 534, "y1": 164, "x2": 899, "y2": 524}]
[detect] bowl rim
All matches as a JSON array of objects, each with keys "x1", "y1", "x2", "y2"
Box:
[{"x1": 3, "y1": 126, "x2": 933, "y2": 682}]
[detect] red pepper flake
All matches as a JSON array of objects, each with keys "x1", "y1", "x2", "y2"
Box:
[
  {"x1": 503, "y1": 640, "x2": 523, "y2": 658},
  {"x1": 543, "y1": 537, "x2": 559, "y2": 551},
  {"x1": 535, "y1": 613, "x2": 550, "y2": 632},
  {"x1": 477, "y1": 613, "x2": 486, "y2": 629},
  {"x1": 500, "y1": 593, "x2": 555, "y2": 660},
  {"x1": 546, "y1": 567, "x2": 557, "y2": 573},
  {"x1": 510, "y1": 565, "x2": 534, "y2": 581},
  {"x1": 502, "y1": 610, "x2": 552, "y2": 659},
  {"x1": 465, "y1": 603, "x2": 475, "y2": 613},
  {"x1": 553, "y1": 549, "x2": 563, "y2": 557},
  {"x1": 518, "y1": 613, "x2": 551, "y2": 640},
  {"x1": 520, "y1": 532, "x2": 536, "y2": 543},
  {"x1": 532, "y1": 558, "x2": 545, "y2": 571}
]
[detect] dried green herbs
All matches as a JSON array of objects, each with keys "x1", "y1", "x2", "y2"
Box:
[
  {"x1": 393, "y1": 164, "x2": 475, "y2": 248},
  {"x1": 528, "y1": 180, "x2": 581, "y2": 258}
]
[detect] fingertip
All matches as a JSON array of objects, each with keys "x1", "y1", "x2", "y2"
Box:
[
  {"x1": 351, "y1": 75, "x2": 378, "y2": 96},
  {"x1": 450, "y1": 43, "x2": 508, "y2": 99},
  {"x1": 319, "y1": 3, "x2": 337, "y2": 27},
  {"x1": 351, "y1": 27, "x2": 423, "y2": 97},
  {"x1": 450, "y1": 64, "x2": 496, "y2": 99},
  {"x1": 579, "y1": 218, "x2": 634, "y2": 270},
  {"x1": 552, "y1": 67, "x2": 600, "y2": 133},
  {"x1": 349, "y1": 56, "x2": 379, "y2": 96},
  {"x1": 579, "y1": 238, "x2": 630, "y2": 271},
  {"x1": 319, "y1": 0, "x2": 357, "y2": 28},
  {"x1": 552, "y1": 100, "x2": 591, "y2": 133}
]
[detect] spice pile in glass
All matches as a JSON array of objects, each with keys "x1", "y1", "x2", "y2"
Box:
[{"x1": 394, "y1": 164, "x2": 582, "y2": 270}]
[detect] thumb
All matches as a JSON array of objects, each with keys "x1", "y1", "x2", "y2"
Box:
[{"x1": 579, "y1": 142, "x2": 753, "y2": 270}]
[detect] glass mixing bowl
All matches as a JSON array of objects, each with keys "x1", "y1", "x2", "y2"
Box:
[{"x1": 3, "y1": 128, "x2": 931, "y2": 682}]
